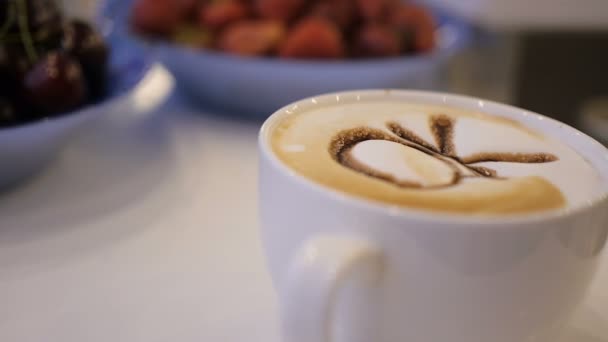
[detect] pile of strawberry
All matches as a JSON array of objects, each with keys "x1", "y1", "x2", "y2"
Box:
[{"x1": 131, "y1": 0, "x2": 436, "y2": 59}]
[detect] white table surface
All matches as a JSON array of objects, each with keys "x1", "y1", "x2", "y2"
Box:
[{"x1": 0, "y1": 85, "x2": 607, "y2": 341}]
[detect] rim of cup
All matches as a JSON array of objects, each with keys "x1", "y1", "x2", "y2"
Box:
[{"x1": 259, "y1": 89, "x2": 608, "y2": 226}]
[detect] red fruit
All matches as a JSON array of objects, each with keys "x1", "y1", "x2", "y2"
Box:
[
  {"x1": 131, "y1": 0, "x2": 182, "y2": 36},
  {"x1": 356, "y1": 0, "x2": 390, "y2": 21},
  {"x1": 279, "y1": 18, "x2": 345, "y2": 59},
  {"x1": 354, "y1": 24, "x2": 400, "y2": 57},
  {"x1": 62, "y1": 20, "x2": 109, "y2": 100},
  {"x1": 254, "y1": 0, "x2": 304, "y2": 21},
  {"x1": 24, "y1": 52, "x2": 88, "y2": 115},
  {"x1": 178, "y1": 0, "x2": 200, "y2": 18},
  {"x1": 218, "y1": 20, "x2": 286, "y2": 56},
  {"x1": 389, "y1": 4, "x2": 436, "y2": 53},
  {"x1": 310, "y1": 0, "x2": 356, "y2": 30},
  {"x1": 199, "y1": 1, "x2": 250, "y2": 30}
]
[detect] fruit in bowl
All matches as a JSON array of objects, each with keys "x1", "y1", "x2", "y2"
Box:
[
  {"x1": 0, "y1": 0, "x2": 111, "y2": 128},
  {"x1": 0, "y1": 0, "x2": 173, "y2": 189},
  {"x1": 131, "y1": 0, "x2": 437, "y2": 59},
  {"x1": 104, "y1": 0, "x2": 469, "y2": 116}
]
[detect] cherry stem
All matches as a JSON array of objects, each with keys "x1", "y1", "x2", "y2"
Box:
[
  {"x1": 0, "y1": 2, "x2": 17, "y2": 40},
  {"x1": 16, "y1": 0, "x2": 39, "y2": 63}
]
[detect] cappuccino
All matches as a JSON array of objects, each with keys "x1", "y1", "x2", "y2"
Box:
[{"x1": 271, "y1": 100, "x2": 603, "y2": 215}]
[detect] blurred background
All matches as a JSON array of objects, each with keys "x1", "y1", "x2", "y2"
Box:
[
  {"x1": 1, "y1": 3, "x2": 607, "y2": 341},
  {"x1": 60, "y1": 0, "x2": 607, "y2": 142},
  {"x1": 62, "y1": 0, "x2": 608, "y2": 118}
]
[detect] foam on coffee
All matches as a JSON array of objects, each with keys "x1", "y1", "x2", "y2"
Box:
[{"x1": 271, "y1": 100, "x2": 604, "y2": 215}]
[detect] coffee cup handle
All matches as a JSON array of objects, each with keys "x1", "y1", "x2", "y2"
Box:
[{"x1": 281, "y1": 236, "x2": 385, "y2": 342}]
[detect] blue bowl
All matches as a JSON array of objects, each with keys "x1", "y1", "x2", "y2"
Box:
[{"x1": 101, "y1": 0, "x2": 472, "y2": 117}]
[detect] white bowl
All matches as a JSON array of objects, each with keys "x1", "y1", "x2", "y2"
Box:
[
  {"x1": 0, "y1": 40, "x2": 174, "y2": 189},
  {"x1": 101, "y1": 0, "x2": 472, "y2": 116}
]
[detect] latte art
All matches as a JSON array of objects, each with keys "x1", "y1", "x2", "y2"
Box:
[
  {"x1": 330, "y1": 116, "x2": 558, "y2": 189},
  {"x1": 344, "y1": 139, "x2": 459, "y2": 188},
  {"x1": 271, "y1": 100, "x2": 603, "y2": 215}
]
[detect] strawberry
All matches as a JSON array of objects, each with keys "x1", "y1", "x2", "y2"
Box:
[
  {"x1": 131, "y1": 0, "x2": 182, "y2": 36},
  {"x1": 178, "y1": 0, "x2": 201, "y2": 19},
  {"x1": 254, "y1": 0, "x2": 304, "y2": 21},
  {"x1": 355, "y1": 0, "x2": 390, "y2": 21},
  {"x1": 279, "y1": 17, "x2": 346, "y2": 59},
  {"x1": 354, "y1": 23, "x2": 401, "y2": 57},
  {"x1": 309, "y1": 0, "x2": 356, "y2": 30},
  {"x1": 389, "y1": 4, "x2": 436, "y2": 53},
  {"x1": 199, "y1": 1, "x2": 250, "y2": 30},
  {"x1": 218, "y1": 20, "x2": 286, "y2": 56}
]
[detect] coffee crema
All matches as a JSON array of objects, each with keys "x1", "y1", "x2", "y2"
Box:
[{"x1": 271, "y1": 101, "x2": 602, "y2": 215}]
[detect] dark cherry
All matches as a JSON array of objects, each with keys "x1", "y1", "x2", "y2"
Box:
[
  {"x1": 5, "y1": 0, "x2": 62, "y2": 32},
  {"x1": 37, "y1": 1, "x2": 65, "y2": 51},
  {"x1": 0, "y1": 46, "x2": 32, "y2": 96},
  {"x1": 33, "y1": 22, "x2": 65, "y2": 52},
  {"x1": 0, "y1": 45, "x2": 33, "y2": 74},
  {"x1": 23, "y1": 52, "x2": 88, "y2": 116},
  {"x1": 0, "y1": 98, "x2": 18, "y2": 127},
  {"x1": 26, "y1": 0, "x2": 63, "y2": 31},
  {"x1": 1, "y1": 1, "x2": 18, "y2": 33},
  {"x1": 0, "y1": 2, "x2": 9, "y2": 25},
  {"x1": 2, "y1": 0, "x2": 64, "y2": 52},
  {"x1": 0, "y1": 46, "x2": 39, "y2": 120},
  {"x1": 0, "y1": 47, "x2": 12, "y2": 95},
  {"x1": 62, "y1": 20, "x2": 109, "y2": 100}
]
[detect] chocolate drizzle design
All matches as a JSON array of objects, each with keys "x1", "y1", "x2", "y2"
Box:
[{"x1": 329, "y1": 114, "x2": 559, "y2": 189}]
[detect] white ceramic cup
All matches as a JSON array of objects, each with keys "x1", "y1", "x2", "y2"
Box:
[{"x1": 258, "y1": 90, "x2": 608, "y2": 342}]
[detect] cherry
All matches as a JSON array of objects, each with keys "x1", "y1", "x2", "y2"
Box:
[
  {"x1": 279, "y1": 18, "x2": 345, "y2": 59},
  {"x1": 0, "y1": 98, "x2": 18, "y2": 127},
  {"x1": 62, "y1": 20, "x2": 109, "y2": 100},
  {"x1": 23, "y1": 52, "x2": 88, "y2": 116},
  {"x1": 0, "y1": 2, "x2": 9, "y2": 26},
  {"x1": 0, "y1": 48, "x2": 14, "y2": 95},
  {"x1": 0, "y1": 46, "x2": 32, "y2": 96},
  {"x1": 27, "y1": 0, "x2": 63, "y2": 30},
  {"x1": 29, "y1": 0, "x2": 64, "y2": 50},
  {"x1": 218, "y1": 20, "x2": 286, "y2": 56}
]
